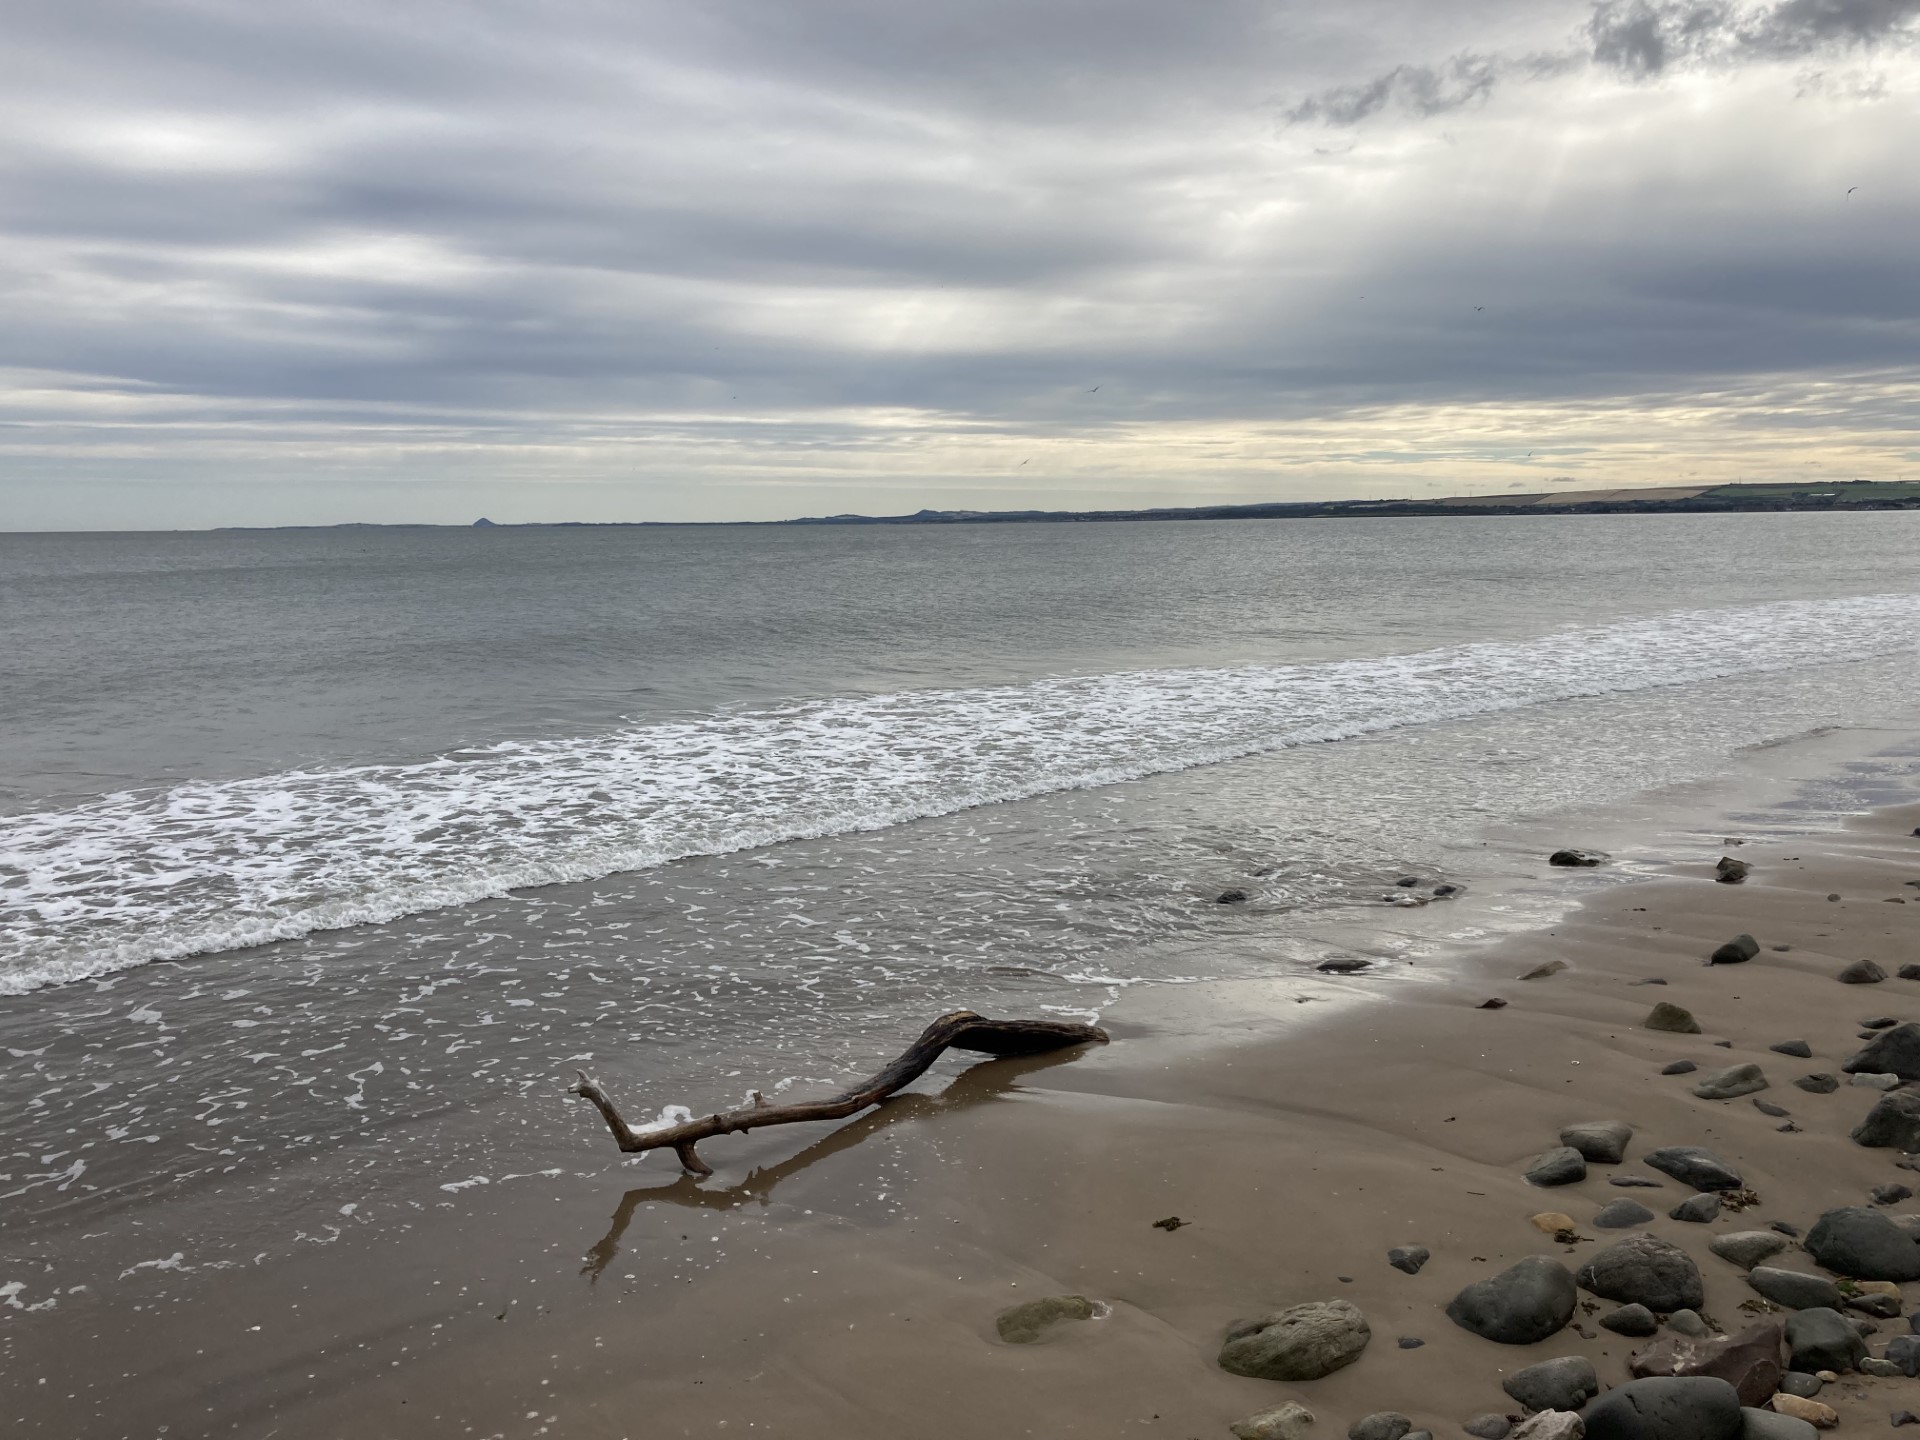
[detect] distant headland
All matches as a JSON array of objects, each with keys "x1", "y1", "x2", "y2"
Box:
[{"x1": 219, "y1": 478, "x2": 1920, "y2": 531}]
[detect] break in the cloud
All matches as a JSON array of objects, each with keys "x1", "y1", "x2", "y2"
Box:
[{"x1": 0, "y1": 0, "x2": 1916, "y2": 527}]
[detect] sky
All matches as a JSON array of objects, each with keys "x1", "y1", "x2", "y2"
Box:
[{"x1": 2, "y1": 0, "x2": 1917, "y2": 528}]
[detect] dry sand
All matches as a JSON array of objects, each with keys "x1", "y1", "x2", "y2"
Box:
[{"x1": 13, "y1": 800, "x2": 1920, "y2": 1437}]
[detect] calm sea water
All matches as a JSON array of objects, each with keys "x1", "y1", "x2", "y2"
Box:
[{"x1": 4, "y1": 514, "x2": 1920, "y2": 1299}]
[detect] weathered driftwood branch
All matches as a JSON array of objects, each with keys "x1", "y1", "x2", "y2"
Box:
[{"x1": 569, "y1": 1009, "x2": 1108, "y2": 1176}]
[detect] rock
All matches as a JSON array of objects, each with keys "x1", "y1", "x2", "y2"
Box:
[
  {"x1": 1692, "y1": 1064, "x2": 1769, "y2": 1100},
  {"x1": 1853, "y1": 1090, "x2": 1920, "y2": 1149},
  {"x1": 1671, "y1": 1192, "x2": 1723, "y2": 1223},
  {"x1": 1217, "y1": 889, "x2": 1249, "y2": 904},
  {"x1": 1397, "y1": 1336, "x2": 1424, "y2": 1349},
  {"x1": 1317, "y1": 957, "x2": 1371, "y2": 974},
  {"x1": 1231, "y1": 1403, "x2": 1315, "y2": 1440},
  {"x1": 1716, "y1": 857, "x2": 1751, "y2": 884},
  {"x1": 1864, "y1": 1015, "x2": 1899, "y2": 1028},
  {"x1": 1446, "y1": 1257, "x2": 1578, "y2": 1344},
  {"x1": 1804, "y1": 1206, "x2": 1920, "y2": 1280},
  {"x1": 1792, "y1": 1074, "x2": 1838, "y2": 1094},
  {"x1": 1871, "y1": 1182, "x2": 1913, "y2": 1205},
  {"x1": 1862, "y1": 1355, "x2": 1903, "y2": 1374},
  {"x1": 1550, "y1": 849, "x2": 1608, "y2": 867},
  {"x1": 1387, "y1": 1245, "x2": 1430, "y2": 1275},
  {"x1": 1463, "y1": 1417, "x2": 1512, "y2": 1440},
  {"x1": 995, "y1": 1294, "x2": 1095, "y2": 1342},
  {"x1": 1776, "y1": 1371, "x2": 1822, "y2": 1397},
  {"x1": 1478, "y1": 998, "x2": 1508, "y2": 1009},
  {"x1": 1843, "y1": 1021, "x2": 1920, "y2": 1079},
  {"x1": 1395, "y1": 876, "x2": 1421, "y2": 887},
  {"x1": 1753, "y1": 1098, "x2": 1789, "y2": 1117},
  {"x1": 1710, "y1": 1231, "x2": 1789, "y2": 1269},
  {"x1": 1644, "y1": 1145, "x2": 1742, "y2": 1191},
  {"x1": 1739, "y1": 1408, "x2": 1819, "y2": 1440},
  {"x1": 1602, "y1": 1303, "x2": 1660, "y2": 1336},
  {"x1": 1647, "y1": 1003, "x2": 1702, "y2": 1035},
  {"x1": 1853, "y1": 1071, "x2": 1901, "y2": 1090},
  {"x1": 1767, "y1": 1394, "x2": 1837, "y2": 1429},
  {"x1": 1902, "y1": 964, "x2": 1920, "y2": 981},
  {"x1": 1627, "y1": 1321, "x2": 1783, "y2": 1407},
  {"x1": 1510, "y1": 1417, "x2": 1584, "y2": 1440},
  {"x1": 1661, "y1": 1060, "x2": 1698, "y2": 1075},
  {"x1": 1504, "y1": 1355, "x2": 1600, "y2": 1413},
  {"x1": 1532, "y1": 1212, "x2": 1579, "y2": 1235},
  {"x1": 1595, "y1": 1199, "x2": 1657, "y2": 1229},
  {"x1": 1886, "y1": 1332, "x2": 1920, "y2": 1375},
  {"x1": 1768, "y1": 1040, "x2": 1812, "y2": 1058},
  {"x1": 1522, "y1": 960, "x2": 1569, "y2": 980},
  {"x1": 1845, "y1": 1290, "x2": 1902, "y2": 1318},
  {"x1": 1897, "y1": 1409, "x2": 1920, "y2": 1429},
  {"x1": 1666, "y1": 1309, "x2": 1711, "y2": 1338},
  {"x1": 1528, "y1": 1147, "x2": 1589, "y2": 1186},
  {"x1": 1771, "y1": 1221, "x2": 1802, "y2": 1237},
  {"x1": 1219, "y1": 1299, "x2": 1371, "y2": 1381},
  {"x1": 1746, "y1": 1267, "x2": 1844, "y2": 1311},
  {"x1": 1578, "y1": 1233, "x2": 1705, "y2": 1312},
  {"x1": 1561, "y1": 1120, "x2": 1633, "y2": 1164},
  {"x1": 1711, "y1": 935, "x2": 1762, "y2": 965},
  {"x1": 1347, "y1": 1415, "x2": 1411, "y2": 1440},
  {"x1": 1579, "y1": 1375, "x2": 1743, "y2": 1440},
  {"x1": 1784, "y1": 1307, "x2": 1866, "y2": 1373},
  {"x1": 1839, "y1": 959, "x2": 1888, "y2": 984},
  {"x1": 1611, "y1": 1175, "x2": 1665, "y2": 1188}
]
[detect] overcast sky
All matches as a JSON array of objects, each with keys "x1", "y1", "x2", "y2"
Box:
[{"x1": 2, "y1": 0, "x2": 1917, "y2": 528}]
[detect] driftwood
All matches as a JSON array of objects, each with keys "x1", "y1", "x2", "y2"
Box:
[{"x1": 569, "y1": 1009, "x2": 1108, "y2": 1176}]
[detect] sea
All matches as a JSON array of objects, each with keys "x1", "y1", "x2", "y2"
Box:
[{"x1": 4, "y1": 513, "x2": 1920, "y2": 1312}]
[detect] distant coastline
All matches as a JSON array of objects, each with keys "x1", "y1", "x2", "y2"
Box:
[{"x1": 215, "y1": 477, "x2": 1920, "y2": 530}]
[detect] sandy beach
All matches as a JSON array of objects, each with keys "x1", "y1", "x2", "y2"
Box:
[{"x1": 9, "y1": 762, "x2": 1920, "y2": 1438}]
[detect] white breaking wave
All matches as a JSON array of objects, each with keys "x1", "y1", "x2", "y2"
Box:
[{"x1": 3, "y1": 593, "x2": 1916, "y2": 992}]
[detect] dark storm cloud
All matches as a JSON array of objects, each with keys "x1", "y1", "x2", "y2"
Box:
[{"x1": 0, "y1": 0, "x2": 1916, "y2": 525}]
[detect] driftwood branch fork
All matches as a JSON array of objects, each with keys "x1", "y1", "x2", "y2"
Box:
[{"x1": 569, "y1": 1009, "x2": 1108, "y2": 1176}]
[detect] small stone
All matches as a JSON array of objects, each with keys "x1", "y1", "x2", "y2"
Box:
[
  {"x1": 1769, "y1": 1393, "x2": 1838, "y2": 1429},
  {"x1": 1317, "y1": 956, "x2": 1370, "y2": 974},
  {"x1": 1446, "y1": 1256, "x2": 1578, "y2": 1345},
  {"x1": 1863, "y1": 1017, "x2": 1899, "y2": 1029},
  {"x1": 1594, "y1": 1199, "x2": 1656, "y2": 1229},
  {"x1": 1611, "y1": 1175, "x2": 1665, "y2": 1188},
  {"x1": 1692, "y1": 1063, "x2": 1768, "y2": 1100},
  {"x1": 1754, "y1": 1098, "x2": 1790, "y2": 1117},
  {"x1": 1532, "y1": 1211, "x2": 1579, "y2": 1235},
  {"x1": 1793, "y1": 1074, "x2": 1839, "y2": 1094},
  {"x1": 1578, "y1": 1232, "x2": 1705, "y2": 1312},
  {"x1": 1396, "y1": 1335, "x2": 1424, "y2": 1349},
  {"x1": 1853, "y1": 1072, "x2": 1901, "y2": 1091},
  {"x1": 1527, "y1": 1147, "x2": 1589, "y2": 1186},
  {"x1": 1386, "y1": 1245, "x2": 1430, "y2": 1275},
  {"x1": 1219, "y1": 1299, "x2": 1371, "y2": 1380},
  {"x1": 1521, "y1": 960, "x2": 1569, "y2": 980},
  {"x1": 1666, "y1": 1308, "x2": 1711, "y2": 1337},
  {"x1": 1581, "y1": 1377, "x2": 1743, "y2": 1439},
  {"x1": 1712, "y1": 935, "x2": 1762, "y2": 965},
  {"x1": 1462, "y1": 1417, "x2": 1511, "y2": 1440},
  {"x1": 1628, "y1": 1321, "x2": 1784, "y2": 1406},
  {"x1": 1747, "y1": 1267, "x2": 1844, "y2": 1311},
  {"x1": 1347, "y1": 1413, "x2": 1411, "y2": 1440},
  {"x1": 1217, "y1": 889, "x2": 1248, "y2": 904},
  {"x1": 1853, "y1": 1090, "x2": 1920, "y2": 1150},
  {"x1": 1601, "y1": 1303, "x2": 1659, "y2": 1336},
  {"x1": 1661, "y1": 1060, "x2": 1698, "y2": 1076},
  {"x1": 1631, "y1": 977, "x2": 1668, "y2": 986},
  {"x1": 1771, "y1": 1221, "x2": 1802, "y2": 1237},
  {"x1": 1508, "y1": 1417, "x2": 1582, "y2": 1440},
  {"x1": 1769, "y1": 1040, "x2": 1813, "y2": 1058},
  {"x1": 1886, "y1": 1332, "x2": 1920, "y2": 1375},
  {"x1": 1896, "y1": 1409, "x2": 1920, "y2": 1429},
  {"x1": 1740, "y1": 1409, "x2": 1819, "y2": 1440},
  {"x1": 1785, "y1": 1306, "x2": 1867, "y2": 1373},
  {"x1": 1478, "y1": 997, "x2": 1508, "y2": 1009},
  {"x1": 1777, "y1": 1371, "x2": 1822, "y2": 1397},
  {"x1": 1861, "y1": 1355, "x2": 1903, "y2": 1375},
  {"x1": 1804, "y1": 1205, "x2": 1920, "y2": 1281},
  {"x1": 1502, "y1": 1354, "x2": 1599, "y2": 1413},
  {"x1": 1549, "y1": 849, "x2": 1607, "y2": 867},
  {"x1": 1873, "y1": 1183, "x2": 1915, "y2": 1205},
  {"x1": 1828, "y1": 893, "x2": 1842, "y2": 902},
  {"x1": 1231, "y1": 1402, "x2": 1315, "y2": 1440},
  {"x1": 1902, "y1": 964, "x2": 1920, "y2": 981},
  {"x1": 1716, "y1": 857, "x2": 1751, "y2": 884},
  {"x1": 1645, "y1": 1145, "x2": 1743, "y2": 1191},
  {"x1": 1709, "y1": 1231, "x2": 1789, "y2": 1269},
  {"x1": 1840, "y1": 959, "x2": 1888, "y2": 985},
  {"x1": 1395, "y1": 876, "x2": 1421, "y2": 887},
  {"x1": 1647, "y1": 1003, "x2": 1702, "y2": 1034},
  {"x1": 1847, "y1": 1291, "x2": 1903, "y2": 1318},
  {"x1": 1671, "y1": 1192, "x2": 1723, "y2": 1223},
  {"x1": 995, "y1": 1295, "x2": 1096, "y2": 1343},
  {"x1": 1560, "y1": 1120, "x2": 1633, "y2": 1164}
]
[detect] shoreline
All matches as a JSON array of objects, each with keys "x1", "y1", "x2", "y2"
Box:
[{"x1": 9, "y1": 739, "x2": 1920, "y2": 1434}]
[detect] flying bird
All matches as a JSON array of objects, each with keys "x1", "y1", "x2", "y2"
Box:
[
  {"x1": 1848, "y1": 186, "x2": 1858, "y2": 193},
  {"x1": 1088, "y1": 385, "x2": 1099, "y2": 392},
  {"x1": 1474, "y1": 306, "x2": 1484, "y2": 312}
]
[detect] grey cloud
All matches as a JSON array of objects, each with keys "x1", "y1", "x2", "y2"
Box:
[{"x1": 1285, "y1": 53, "x2": 1504, "y2": 124}]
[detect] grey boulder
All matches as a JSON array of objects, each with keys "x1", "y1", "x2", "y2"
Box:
[
  {"x1": 1670, "y1": 1192, "x2": 1722, "y2": 1223},
  {"x1": 1711, "y1": 934, "x2": 1760, "y2": 965},
  {"x1": 1219, "y1": 1298, "x2": 1371, "y2": 1381},
  {"x1": 1594, "y1": 1198, "x2": 1656, "y2": 1229},
  {"x1": 1601, "y1": 1303, "x2": 1659, "y2": 1336},
  {"x1": 1387, "y1": 1244, "x2": 1430, "y2": 1275},
  {"x1": 1838, "y1": 959, "x2": 1887, "y2": 984},
  {"x1": 1646, "y1": 1003, "x2": 1702, "y2": 1034},
  {"x1": 1853, "y1": 1089, "x2": 1920, "y2": 1149},
  {"x1": 1738, "y1": 1410, "x2": 1818, "y2": 1440},
  {"x1": 1791, "y1": 1073, "x2": 1838, "y2": 1094},
  {"x1": 1844, "y1": 1020, "x2": 1920, "y2": 1079},
  {"x1": 1886, "y1": 1332, "x2": 1920, "y2": 1375},
  {"x1": 1803, "y1": 1205, "x2": 1920, "y2": 1281},
  {"x1": 1767, "y1": 1039, "x2": 1812, "y2": 1058},
  {"x1": 1744, "y1": 1267, "x2": 1844, "y2": 1311},
  {"x1": 1348, "y1": 1414, "x2": 1412, "y2": 1440},
  {"x1": 1527, "y1": 1146, "x2": 1589, "y2": 1186},
  {"x1": 1709, "y1": 1231, "x2": 1789, "y2": 1270},
  {"x1": 1578, "y1": 1232, "x2": 1705, "y2": 1313},
  {"x1": 1579, "y1": 1375, "x2": 1743, "y2": 1440},
  {"x1": 1692, "y1": 1064, "x2": 1768, "y2": 1100},
  {"x1": 1644, "y1": 1145, "x2": 1742, "y2": 1191},
  {"x1": 1502, "y1": 1354, "x2": 1600, "y2": 1413},
  {"x1": 1446, "y1": 1256, "x2": 1578, "y2": 1344},
  {"x1": 1784, "y1": 1306, "x2": 1867, "y2": 1373},
  {"x1": 1561, "y1": 1119, "x2": 1633, "y2": 1164}
]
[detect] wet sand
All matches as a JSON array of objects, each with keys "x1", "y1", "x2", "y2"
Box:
[{"x1": 12, "y1": 798, "x2": 1920, "y2": 1436}]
